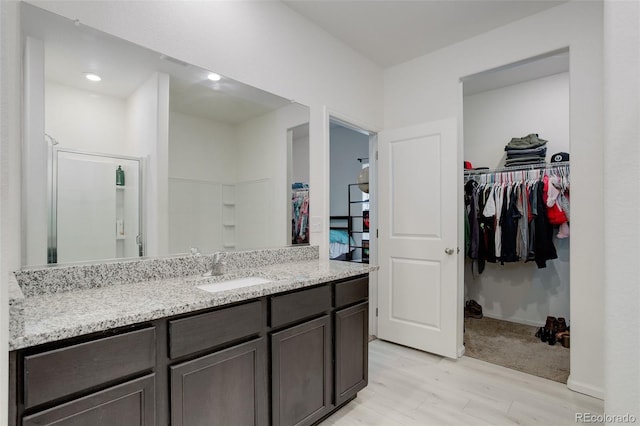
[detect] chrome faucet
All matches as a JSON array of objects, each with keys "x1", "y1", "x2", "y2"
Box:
[{"x1": 210, "y1": 252, "x2": 227, "y2": 276}]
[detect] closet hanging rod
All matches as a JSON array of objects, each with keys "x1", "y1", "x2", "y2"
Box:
[{"x1": 463, "y1": 161, "x2": 569, "y2": 176}]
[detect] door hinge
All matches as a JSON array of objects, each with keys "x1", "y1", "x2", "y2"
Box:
[
  {"x1": 375, "y1": 150, "x2": 379, "y2": 160},
  {"x1": 376, "y1": 228, "x2": 379, "y2": 238},
  {"x1": 375, "y1": 308, "x2": 378, "y2": 317}
]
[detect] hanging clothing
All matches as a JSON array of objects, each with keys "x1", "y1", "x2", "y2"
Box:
[
  {"x1": 500, "y1": 183, "x2": 521, "y2": 263},
  {"x1": 465, "y1": 180, "x2": 480, "y2": 260},
  {"x1": 463, "y1": 163, "x2": 569, "y2": 272},
  {"x1": 292, "y1": 185, "x2": 310, "y2": 244},
  {"x1": 478, "y1": 185, "x2": 496, "y2": 267},
  {"x1": 531, "y1": 180, "x2": 558, "y2": 268}
]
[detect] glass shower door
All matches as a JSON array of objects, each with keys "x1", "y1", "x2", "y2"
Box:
[{"x1": 51, "y1": 149, "x2": 143, "y2": 264}]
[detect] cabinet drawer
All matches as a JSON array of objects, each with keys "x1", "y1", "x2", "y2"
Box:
[
  {"x1": 270, "y1": 285, "x2": 331, "y2": 328},
  {"x1": 24, "y1": 327, "x2": 155, "y2": 409},
  {"x1": 23, "y1": 374, "x2": 155, "y2": 426},
  {"x1": 169, "y1": 301, "x2": 262, "y2": 359},
  {"x1": 334, "y1": 276, "x2": 368, "y2": 308}
]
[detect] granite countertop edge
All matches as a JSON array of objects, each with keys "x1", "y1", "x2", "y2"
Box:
[{"x1": 10, "y1": 260, "x2": 378, "y2": 351}]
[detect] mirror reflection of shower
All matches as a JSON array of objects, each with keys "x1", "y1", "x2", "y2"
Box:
[{"x1": 49, "y1": 148, "x2": 143, "y2": 264}]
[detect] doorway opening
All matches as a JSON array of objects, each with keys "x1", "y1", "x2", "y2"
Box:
[
  {"x1": 328, "y1": 116, "x2": 378, "y2": 335},
  {"x1": 461, "y1": 49, "x2": 571, "y2": 383},
  {"x1": 328, "y1": 118, "x2": 376, "y2": 265}
]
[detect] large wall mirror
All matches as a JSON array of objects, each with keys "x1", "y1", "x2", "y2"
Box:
[{"x1": 21, "y1": 3, "x2": 310, "y2": 267}]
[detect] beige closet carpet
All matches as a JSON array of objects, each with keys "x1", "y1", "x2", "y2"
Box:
[{"x1": 464, "y1": 317, "x2": 570, "y2": 384}]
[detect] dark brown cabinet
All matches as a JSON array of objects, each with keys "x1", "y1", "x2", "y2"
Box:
[
  {"x1": 271, "y1": 315, "x2": 332, "y2": 426},
  {"x1": 10, "y1": 274, "x2": 369, "y2": 426},
  {"x1": 170, "y1": 338, "x2": 268, "y2": 426},
  {"x1": 22, "y1": 374, "x2": 155, "y2": 426},
  {"x1": 23, "y1": 327, "x2": 156, "y2": 409},
  {"x1": 335, "y1": 302, "x2": 368, "y2": 406}
]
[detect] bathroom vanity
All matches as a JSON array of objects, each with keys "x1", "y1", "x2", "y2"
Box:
[{"x1": 8, "y1": 246, "x2": 374, "y2": 426}]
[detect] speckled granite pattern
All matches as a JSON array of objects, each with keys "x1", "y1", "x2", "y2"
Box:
[
  {"x1": 10, "y1": 255, "x2": 376, "y2": 351},
  {"x1": 8, "y1": 274, "x2": 25, "y2": 339},
  {"x1": 15, "y1": 245, "x2": 319, "y2": 297}
]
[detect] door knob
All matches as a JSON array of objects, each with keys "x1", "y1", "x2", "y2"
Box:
[{"x1": 445, "y1": 248, "x2": 455, "y2": 255}]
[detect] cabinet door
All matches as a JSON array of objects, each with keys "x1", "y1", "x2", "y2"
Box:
[
  {"x1": 335, "y1": 302, "x2": 369, "y2": 406},
  {"x1": 22, "y1": 374, "x2": 155, "y2": 426},
  {"x1": 271, "y1": 315, "x2": 332, "y2": 426},
  {"x1": 170, "y1": 338, "x2": 267, "y2": 426}
]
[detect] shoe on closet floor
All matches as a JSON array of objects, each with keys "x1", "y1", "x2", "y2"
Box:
[
  {"x1": 557, "y1": 317, "x2": 567, "y2": 333},
  {"x1": 464, "y1": 300, "x2": 483, "y2": 319}
]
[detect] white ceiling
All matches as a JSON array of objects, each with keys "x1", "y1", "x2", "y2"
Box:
[
  {"x1": 282, "y1": 0, "x2": 567, "y2": 68},
  {"x1": 22, "y1": 3, "x2": 292, "y2": 125}
]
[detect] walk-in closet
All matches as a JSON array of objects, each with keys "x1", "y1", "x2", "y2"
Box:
[{"x1": 462, "y1": 51, "x2": 571, "y2": 383}]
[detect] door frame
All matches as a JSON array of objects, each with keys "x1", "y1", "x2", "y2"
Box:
[
  {"x1": 457, "y1": 49, "x2": 574, "y2": 366},
  {"x1": 456, "y1": 81, "x2": 466, "y2": 357},
  {"x1": 324, "y1": 107, "x2": 381, "y2": 337}
]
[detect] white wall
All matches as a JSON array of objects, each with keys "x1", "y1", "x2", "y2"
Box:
[
  {"x1": 292, "y1": 132, "x2": 310, "y2": 184},
  {"x1": 465, "y1": 240, "x2": 570, "y2": 326},
  {"x1": 385, "y1": 1, "x2": 604, "y2": 398},
  {"x1": 22, "y1": 37, "x2": 46, "y2": 266},
  {"x1": 330, "y1": 125, "x2": 369, "y2": 217},
  {"x1": 168, "y1": 110, "x2": 235, "y2": 254},
  {"x1": 45, "y1": 81, "x2": 128, "y2": 155},
  {"x1": 168, "y1": 179, "x2": 223, "y2": 255},
  {"x1": 1, "y1": 0, "x2": 22, "y2": 421},
  {"x1": 126, "y1": 72, "x2": 170, "y2": 257},
  {"x1": 464, "y1": 72, "x2": 570, "y2": 326},
  {"x1": 464, "y1": 72, "x2": 570, "y2": 168},
  {"x1": 169, "y1": 111, "x2": 236, "y2": 182},
  {"x1": 603, "y1": 0, "x2": 640, "y2": 418},
  {"x1": 234, "y1": 103, "x2": 309, "y2": 249}
]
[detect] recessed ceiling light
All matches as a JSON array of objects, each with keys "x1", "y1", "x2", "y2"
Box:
[
  {"x1": 207, "y1": 73, "x2": 222, "y2": 82},
  {"x1": 84, "y1": 72, "x2": 101, "y2": 82}
]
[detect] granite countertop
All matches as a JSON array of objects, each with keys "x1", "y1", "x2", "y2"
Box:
[{"x1": 10, "y1": 255, "x2": 375, "y2": 351}]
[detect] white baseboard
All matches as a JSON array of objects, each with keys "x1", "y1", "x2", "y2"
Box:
[
  {"x1": 457, "y1": 345, "x2": 466, "y2": 358},
  {"x1": 482, "y1": 313, "x2": 543, "y2": 327},
  {"x1": 567, "y1": 375, "x2": 605, "y2": 400}
]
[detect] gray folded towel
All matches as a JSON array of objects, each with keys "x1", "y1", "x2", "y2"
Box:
[{"x1": 504, "y1": 133, "x2": 548, "y2": 150}]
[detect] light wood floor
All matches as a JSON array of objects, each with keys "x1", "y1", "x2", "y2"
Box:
[{"x1": 321, "y1": 339, "x2": 604, "y2": 426}]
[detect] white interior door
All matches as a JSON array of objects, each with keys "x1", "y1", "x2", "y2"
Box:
[{"x1": 377, "y1": 118, "x2": 459, "y2": 358}]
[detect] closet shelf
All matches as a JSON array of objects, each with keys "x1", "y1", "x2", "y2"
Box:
[{"x1": 464, "y1": 161, "x2": 569, "y2": 175}]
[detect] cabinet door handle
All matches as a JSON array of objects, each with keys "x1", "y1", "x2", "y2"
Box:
[{"x1": 444, "y1": 248, "x2": 455, "y2": 255}]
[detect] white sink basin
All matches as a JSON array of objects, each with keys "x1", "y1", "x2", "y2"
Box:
[{"x1": 196, "y1": 276, "x2": 272, "y2": 293}]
